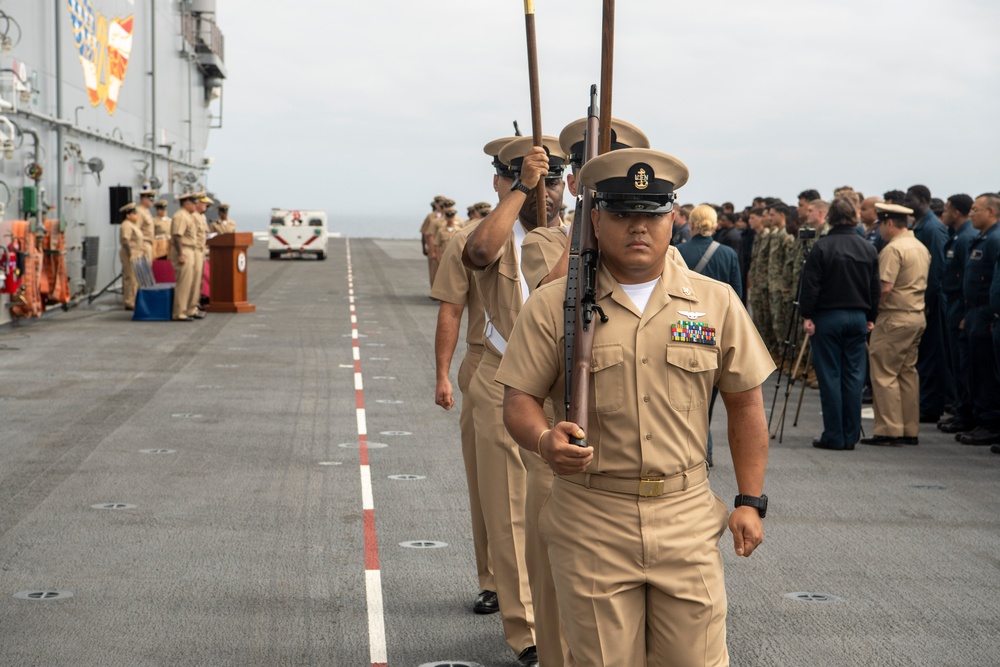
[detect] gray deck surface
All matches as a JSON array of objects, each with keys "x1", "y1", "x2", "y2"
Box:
[{"x1": 1, "y1": 238, "x2": 997, "y2": 667}]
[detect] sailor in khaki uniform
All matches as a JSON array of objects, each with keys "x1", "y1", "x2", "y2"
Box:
[
  {"x1": 862, "y1": 203, "x2": 931, "y2": 445},
  {"x1": 153, "y1": 200, "x2": 172, "y2": 259},
  {"x1": 210, "y1": 204, "x2": 237, "y2": 234},
  {"x1": 430, "y1": 138, "x2": 514, "y2": 616},
  {"x1": 118, "y1": 203, "x2": 144, "y2": 310},
  {"x1": 170, "y1": 193, "x2": 200, "y2": 321},
  {"x1": 462, "y1": 135, "x2": 569, "y2": 667},
  {"x1": 496, "y1": 148, "x2": 774, "y2": 667},
  {"x1": 433, "y1": 208, "x2": 463, "y2": 258},
  {"x1": 191, "y1": 194, "x2": 212, "y2": 319},
  {"x1": 421, "y1": 196, "x2": 447, "y2": 288},
  {"x1": 136, "y1": 188, "x2": 157, "y2": 260}
]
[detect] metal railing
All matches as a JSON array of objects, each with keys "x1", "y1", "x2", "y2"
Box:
[{"x1": 182, "y1": 12, "x2": 225, "y2": 62}]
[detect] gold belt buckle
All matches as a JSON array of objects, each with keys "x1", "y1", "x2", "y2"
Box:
[{"x1": 638, "y1": 479, "x2": 664, "y2": 497}]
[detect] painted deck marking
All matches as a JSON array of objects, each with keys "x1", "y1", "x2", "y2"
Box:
[{"x1": 347, "y1": 240, "x2": 388, "y2": 667}]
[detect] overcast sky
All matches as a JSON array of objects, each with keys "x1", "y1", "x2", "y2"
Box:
[{"x1": 207, "y1": 0, "x2": 999, "y2": 230}]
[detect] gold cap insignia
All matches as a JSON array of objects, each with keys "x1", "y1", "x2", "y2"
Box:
[{"x1": 634, "y1": 167, "x2": 649, "y2": 190}]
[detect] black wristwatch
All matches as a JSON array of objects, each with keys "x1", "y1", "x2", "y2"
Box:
[
  {"x1": 734, "y1": 494, "x2": 767, "y2": 518},
  {"x1": 510, "y1": 179, "x2": 532, "y2": 196}
]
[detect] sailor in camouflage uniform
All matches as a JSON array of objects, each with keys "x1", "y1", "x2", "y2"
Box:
[{"x1": 767, "y1": 202, "x2": 795, "y2": 357}]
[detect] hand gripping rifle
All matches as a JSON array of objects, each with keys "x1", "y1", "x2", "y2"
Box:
[{"x1": 564, "y1": 86, "x2": 607, "y2": 446}]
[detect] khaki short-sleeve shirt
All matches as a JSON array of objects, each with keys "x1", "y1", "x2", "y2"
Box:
[
  {"x1": 420, "y1": 212, "x2": 441, "y2": 236},
  {"x1": 473, "y1": 232, "x2": 525, "y2": 352},
  {"x1": 879, "y1": 230, "x2": 930, "y2": 313},
  {"x1": 119, "y1": 219, "x2": 144, "y2": 258},
  {"x1": 136, "y1": 206, "x2": 155, "y2": 245},
  {"x1": 171, "y1": 210, "x2": 198, "y2": 248},
  {"x1": 496, "y1": 260, "x2": 775, "y2": 478},
  {"x1": 431, "y1": 222, "x2": 485, "y2": 347},
  {"x1": 155, "y1": 216, "x2": 172, "y2": 237},
  {"x1": 195, "y1": 213, "x2": 209, "y2": 252},
  {"x1": 522, "y1": 225, "x2": 570, "y2": 291}
]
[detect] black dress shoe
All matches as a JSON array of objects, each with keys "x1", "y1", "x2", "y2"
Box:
[
  {"x1": 473, "y1": 590, "x2": 498, "y2": 615},
  {"x1": 516, "y1": 645, "x2": 538, "y2": 667},
  {"x1": 919, "y1": 412, "x2": 941, "y2": 424},
  {"x1": 812, "y1": 438, "x2": 848, "y2": 451},
  {"x1": 899, "y1": 436, "x2": 919, "y2": 445},
  {"x1": 938, "y1": 419, "x2": 972, "y2": 434},
  {"x1": 991, "y1": 444, "x2": 1000, "y2": 454},
  {"x1": 957, "y1": 427, "x2": 1000, "y2": 446},
  {"x1": 861, "y1": 387, "x2": 873, "y2": 404},
  {"x1": 860, "y1": 435, "x2": 905, "y2": 446}
]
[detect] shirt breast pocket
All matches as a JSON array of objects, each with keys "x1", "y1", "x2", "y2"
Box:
[
  {"x1": 665, "y1": 344, "x2": 719, "y2": 411},
  {"x1": 589, "y1": 344, "x2": 625, "y2": 413}
]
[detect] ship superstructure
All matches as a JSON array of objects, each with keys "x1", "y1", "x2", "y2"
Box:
[{"x1": 0, "y1": 0, "x2": 225, "y2": 325}]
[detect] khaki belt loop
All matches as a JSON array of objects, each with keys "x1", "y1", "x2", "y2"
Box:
[
  {"x1": 681, "y1": 469, "x2": 690, "y2": 492},
  {"x1": 583, "y1": 473, "x2": 592, "y2": 490}
]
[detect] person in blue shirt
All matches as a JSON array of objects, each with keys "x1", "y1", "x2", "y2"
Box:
[
  {"x1": 678, "y1": 204, "x2": 744, "y2": 466},
  {"x1": 955, "y1": 193, "x2": 1000, "y2": 446},
  {"x1": 904, "y1": 185, "x2": 951, "y2": 422},
  {"x1": 937, "y1": 194, "x2": 978, "y2": 434}
]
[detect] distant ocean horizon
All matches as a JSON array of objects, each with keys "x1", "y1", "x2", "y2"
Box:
[{"x1": 241, "y1": 213, "x2": 420, "y2": 239}]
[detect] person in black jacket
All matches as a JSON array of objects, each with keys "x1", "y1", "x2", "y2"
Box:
[{"x1": 800, "y1": 197, "x2": 881, "y2": 450}]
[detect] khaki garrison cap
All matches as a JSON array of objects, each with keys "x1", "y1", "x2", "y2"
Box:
[
  {"x1": 442, "y1": 198, "x2": 456, "y2": 208},
  {"x1": 874, "y1": 202, "x2": 913, "y2": 222},
  {"x1": 474, "y1": 201, "x2": 493, "y2": 213},
  {"x1": 498, "y1": 136, "x2": 569, "y2": 177},
  {"x1": 119, "y1": 202, "x2": 137, "y2": 214},
  {"x1": 218, "y1": 203, "x2": 231, "y2": 211},
  {"x1": 578, "y1": 148, "x2": 689, "y2": 214},
  {"x1": 559, "y1": 118, "x2": 650, "y2": 168},
  {"x1": 154, "y1": 199, "x2": 168, "y2": 208},
  {"x1": 177, "y1": 192, "x2": 197, "y2": 202}
]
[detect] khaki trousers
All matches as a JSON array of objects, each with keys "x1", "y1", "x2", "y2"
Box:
[
  {"x1": 471, "y1": 350, "x2": 534, "y2": 654},
  {"x1": 188, "y1": 251, "x2": 205, "y2": 317},
  {"x1": 869, "y1": 310, "x2": 926, "y2": 437},
  {"x1": 520, "y1": 446, "x2": 569, "y2": 667},
  {"x1": 120, "y1": 249, "x2": 138, "y2": 309},
  {"x1": 458, "y1": 345, "x2": 494, "y2": 592},
  {"x1": 171, "y1": 248, "x2": 195, "y2": 319},
  {"x1": 540, "y1": 477, "x2": 730, "y2": 667}
]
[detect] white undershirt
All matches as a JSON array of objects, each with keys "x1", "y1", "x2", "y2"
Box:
[
  {"x1": 512, "y1": 221, "x2": 530, "y2": 305},
  {"x1": 620, "y1": 277, "x2": 661, "y2": 314}
]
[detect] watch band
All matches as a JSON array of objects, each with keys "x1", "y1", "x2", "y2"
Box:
[
  {"x1": 511, "y1": 179, "x2": 532, "y2": 196},
  {"x1": 734, "y1": 493, "x2": 767, "y2": 518}
]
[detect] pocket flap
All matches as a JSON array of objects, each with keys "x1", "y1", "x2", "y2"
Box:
[
  {"x1": 591, "y1": 344, "x2": 625, "y2": 372},
  {"x1": 666, "y1": 344, "x2": 719, "y2": 373}
]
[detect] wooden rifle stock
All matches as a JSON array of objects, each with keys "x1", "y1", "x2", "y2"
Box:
[
  {"x1": 598, "y1": 0, "x2": 615, "y2": 155},
  {"x1": 564, "y1": 86, "x2": 606, "y2": 447},
  {"x1": 523, "y1": 0, "x2": 548, "y2": 229}
]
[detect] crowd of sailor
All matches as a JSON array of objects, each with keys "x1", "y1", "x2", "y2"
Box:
[{"x1": 117, "y1": 185, "x2": 237, "y2": 321}]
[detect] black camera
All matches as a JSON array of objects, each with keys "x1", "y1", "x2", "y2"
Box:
[{"x1": 798, "y1": 227, "x2": 817, "y2": 240}]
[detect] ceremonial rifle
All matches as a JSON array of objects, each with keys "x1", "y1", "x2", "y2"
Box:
[
  {"x1": 522, "y1": 0, "x2": 548, "y2": 229},
  {"x1": 564, "y1": 0, "x2": 615, "y2": 447},
  {"x1": 513, "y1": 120, "x2": 522, "y2": 137}
]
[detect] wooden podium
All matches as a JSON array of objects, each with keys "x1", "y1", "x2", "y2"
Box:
[{"x1": 205, "y1": 232, "x2": 256, "y2": 313}]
